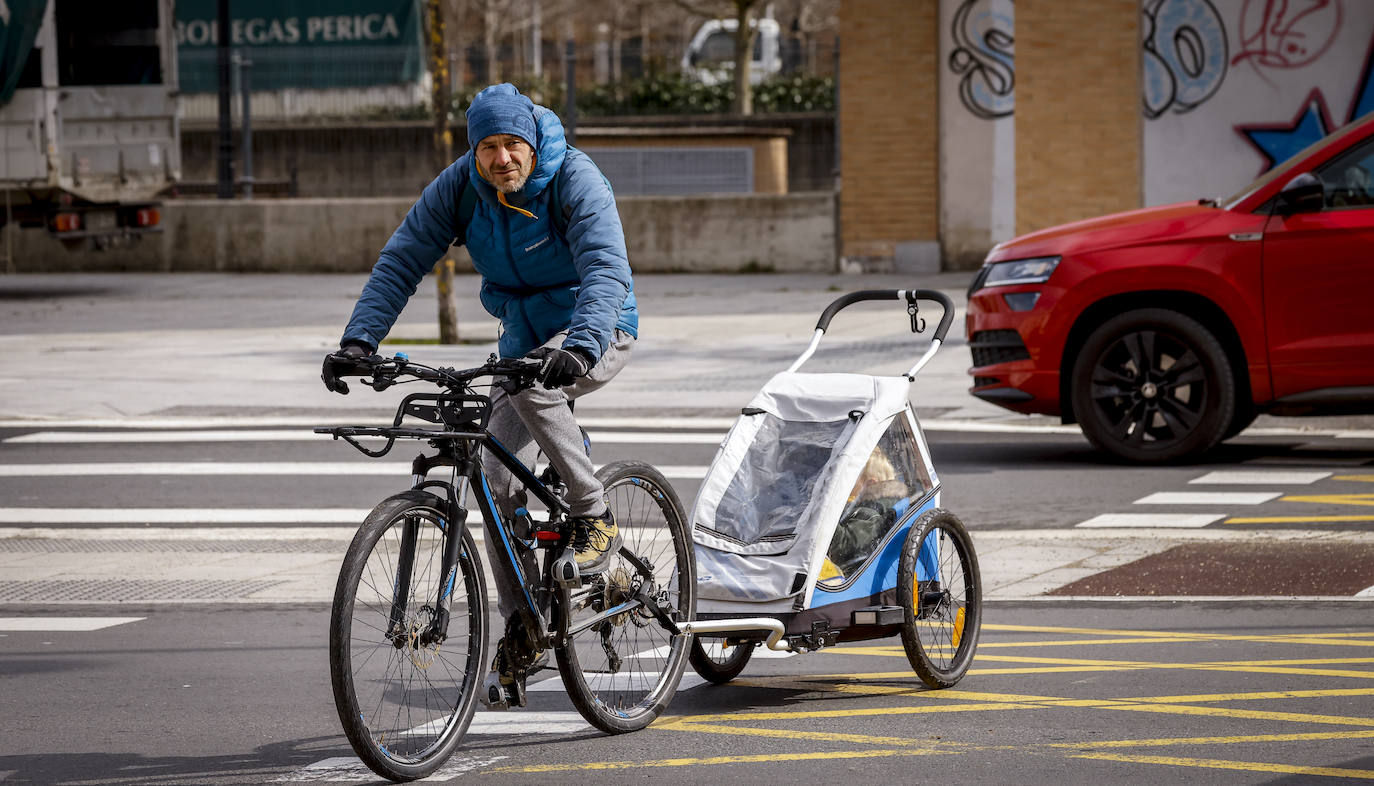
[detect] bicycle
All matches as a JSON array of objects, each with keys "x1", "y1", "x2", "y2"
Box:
[{"x1": 316, "y1": 353, "x2": 695, "y2": 782}]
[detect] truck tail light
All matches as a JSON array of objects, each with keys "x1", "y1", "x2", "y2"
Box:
[
  {"x1": 53, "y1": 212, "x2": 82, "y2": 233},
  {"x1": 135, "y1": 208, "x2": 160, "y2": 228}
]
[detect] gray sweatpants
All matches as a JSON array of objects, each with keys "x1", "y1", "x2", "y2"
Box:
[{"x1": 481, "y1": 329, "x2": 635, "y2": 620}]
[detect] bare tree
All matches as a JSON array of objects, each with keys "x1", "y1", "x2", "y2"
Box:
[{"x1": 675, "y1": 0, "x2": 763, "y2": 114}]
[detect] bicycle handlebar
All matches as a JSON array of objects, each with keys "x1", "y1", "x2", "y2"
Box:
[
  {"x1": 332, "y1": 353, "x2": 543, "y2": 393},
  {"x1": 814, "y1": 289, "x2": 956, "y2": 342}
]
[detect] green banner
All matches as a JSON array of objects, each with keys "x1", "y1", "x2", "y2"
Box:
[
  {"x1": 0, "y1": 0, "x2": 47, "y2": 106},
  {"x1": 174, "y1": 0, "x2": 423, "y2": 93}
]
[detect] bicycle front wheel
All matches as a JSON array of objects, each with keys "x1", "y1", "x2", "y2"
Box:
[
  {"x1": 330, "y1": 491, "x2": 487, "y2": 782},
  {"x1": 555, "y1": 461, "x2": 695, "y2": 734}
]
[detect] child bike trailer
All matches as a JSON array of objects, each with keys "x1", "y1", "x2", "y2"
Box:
[{"x1": 679, "y1": 290, "x2": 982, "y2": 689}]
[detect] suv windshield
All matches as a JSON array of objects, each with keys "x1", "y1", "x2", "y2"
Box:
[{"x1": 1224, "y1": 117, "x2": 1371, "y2": 209}]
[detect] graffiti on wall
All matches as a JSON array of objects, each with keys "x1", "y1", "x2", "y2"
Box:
[
  {"x1": 1232, "y1": 0, "x2": 1342, "y2": 71},
  {"x1": 1238, "y1": 36, "x2": 1374, "y2": 172},
  {"x1": 948, "y1": 0, "x2": 1015, "y2": 119},
  {"x1": 1143, "y1": 0, "x2": 1230, "y2": 118}
]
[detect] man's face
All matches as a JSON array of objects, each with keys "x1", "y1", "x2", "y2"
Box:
[{"x1": 476, "y1": 134, "x2": 534, "y2": 194}]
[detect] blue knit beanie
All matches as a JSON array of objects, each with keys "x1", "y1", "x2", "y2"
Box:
[{"x1": 466, "y1": 83, "x2": 538, "y2": 149}]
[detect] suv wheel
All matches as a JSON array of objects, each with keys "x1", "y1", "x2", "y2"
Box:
[{"x1": 1070, "y1": 309, "x2": 1235, "y2": 463}]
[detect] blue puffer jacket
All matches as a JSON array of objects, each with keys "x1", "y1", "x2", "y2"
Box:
[{"x1": 341, "y1": 106, "x2": 637, "y2": 362}]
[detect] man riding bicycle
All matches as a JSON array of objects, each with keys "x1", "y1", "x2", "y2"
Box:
[{"x1": 321, "y1": 82, "x2": 637, "y2": 703}]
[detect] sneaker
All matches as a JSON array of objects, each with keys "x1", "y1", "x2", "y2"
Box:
[{"x1": 570, "y1": 509, "x2": 620, "y2": 573}]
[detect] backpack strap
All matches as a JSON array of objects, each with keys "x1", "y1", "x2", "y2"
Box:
[{"x1": 454, "y1": 176, "x2": 479, "y2": 246}]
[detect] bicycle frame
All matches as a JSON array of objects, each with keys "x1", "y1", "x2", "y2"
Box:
[{"x1": 322, "y1": 383, "x2": 680, "y2": 664}]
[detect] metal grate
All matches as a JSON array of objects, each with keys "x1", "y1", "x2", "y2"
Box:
[
  {"x1": 0, "y1": 579, "x2": 290, "y2": 602},
  {"x1": 582, "y1": 146, "x2": 754, "y2": 195},
  {"x1": 970, "y1": 329, "x2": 1031, "y2": 367}
]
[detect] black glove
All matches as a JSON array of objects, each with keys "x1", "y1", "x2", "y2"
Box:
[
  {"x1": 321, "y1": 342, "x2": 371, "y2": 395},
  {"x1": 532, "y1": 347, "x2": 592, "y2": 389}
]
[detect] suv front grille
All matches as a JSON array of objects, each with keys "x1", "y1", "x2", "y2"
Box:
[{"x1": 970, "y1": 329, "x2": 1031, "y2": 366}]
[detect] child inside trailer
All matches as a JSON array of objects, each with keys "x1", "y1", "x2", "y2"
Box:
[{"x1": 823, "y1": 418, "x2": 935, "y2": 583}]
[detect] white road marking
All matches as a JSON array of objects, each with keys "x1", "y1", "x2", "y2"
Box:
[
  {"x1": 1134, "y1": 491, "x2": 1281, "y2": 505},
  {"x1": 276, "y1": 754, "x2": 507, "y2": 782},
  {"x1": 0, "y1": 415, "x2": 738, "y2": 430},
  {"x1": 465, "y1": 710, "x2": 590, "y2": 735},
  {"x1": 1075, "y1": 513, "x2": 1227, "y2": 528},
  {"x1": 1357, "y1": 585, "x2": 1374, "y2": 598},
  {"x1": 0, "y1": 617, "x2": 144, "y2": 631},
  {"x1": 0, "y1": 508, "x2": 370, "y2": 524},
  {"x1": 1189, "y1": 470, "x2": 1330, "y2": 485},
  {"x1": 4, "y1": 430, "x2": 726, "y2": 445},
  {"x1": 524, "y1": 671, "x2": 708, "y2": 693},
  {"x1": 0, "y1": 462, "x2": 710, "y2": 480}
]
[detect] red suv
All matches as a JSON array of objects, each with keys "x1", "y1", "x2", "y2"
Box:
[{"x1": 966, "y1": 112, "x2": 1374, "y2": 462}]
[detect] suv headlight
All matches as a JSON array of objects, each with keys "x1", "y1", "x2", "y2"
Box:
[{"x1": 982, "y1": 256, "x2": 1061, "y2": 287}]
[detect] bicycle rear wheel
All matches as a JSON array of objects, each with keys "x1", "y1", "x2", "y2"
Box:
[
  {"x1": 897, "y1": 507, "x2": 982, "y2": 688},
  {"x1": 330, "y1": 491, "x2": 487, "y2": 782},
  {"x1": 555, "y1": 461, "x2": 695, "y2": 734}
]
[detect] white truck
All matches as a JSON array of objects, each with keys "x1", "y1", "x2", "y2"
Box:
[
  {"x1": 0, "y1": 0, "x2": 179, "y2": 249},
  {"x1": 682, "y1": 17, "x2": 782, "y2": 87}
]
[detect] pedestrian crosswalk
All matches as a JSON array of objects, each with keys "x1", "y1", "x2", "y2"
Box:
[
  {"x1": 1075, "y1": 460, "x2": 1370, "y2": 529},
  {"x1": 0, "y1": 617, "x2": 143, "y2": 631}
]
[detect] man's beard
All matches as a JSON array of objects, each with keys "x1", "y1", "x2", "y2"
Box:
[
  {"x1": 494, "y1": 171, "x2": 529, "y2": 194},
  {"x1": 491, "y1": 161, "x2": 533, "y2": 195}
]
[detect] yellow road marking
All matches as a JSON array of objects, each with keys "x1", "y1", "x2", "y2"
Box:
[
  {"x1": 1333, "y1": 475, "x2": 1374, "y2": 482},
  {"x1": 484, "y1": 748, "x2": 946, "y2": 774},
  {"x1": 975, "y1": 653, "x2": 1374, "y2": 679},
  {"x1": 1226, "y1": 514, "x2": 1374, "y2": 523},
  {"x1": 654, "y1": 720, "x2": 939, "y2": 748},
  {"x1": 1281, "y1": 493, "x2": 1374, "y2": 506},
  {"x1": 1118, "y1": 687, "x2": 1374, "y2": 703},
  {"x1": 659, "y1": 702, "x2": 1030, "y2": 724},
  {"x1": 1073, "y1": 752, "x2": 1374, "y2": 779},
  {"x1": 1053, "y1": 729, "x2": 1374, "y2": 749},
  {"x1": 1106, "y1": 701, "x2": 1374, "y2": 727}
]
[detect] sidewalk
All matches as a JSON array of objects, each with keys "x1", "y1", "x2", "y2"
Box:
[
  {"x1": 3, "y1": 271, "x2": 1372, "y2": 605},
  {"x1": 2, "y1": 270, "x2": 1367, "y2": 430}
]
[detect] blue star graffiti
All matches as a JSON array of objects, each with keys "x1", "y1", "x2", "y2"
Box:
[{"x1": 1238, "y1": 38, "x2": 1374, "y2": 173}]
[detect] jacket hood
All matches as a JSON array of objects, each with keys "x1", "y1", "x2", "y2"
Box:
[{"x1": 468, "y1": 104, "x2": 566, "y2": 209}]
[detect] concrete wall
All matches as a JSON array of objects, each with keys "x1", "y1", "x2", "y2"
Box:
[
  {"x1": 1142, "y1": 1, "x2": 1374, "y2": 205},
  {"x1": 939, "y1": 0, "x2": 1016, "y2": 270},
  {"x1": 179, "y1": 114, "x2": 837, "y2": 197},
  {"x1": 4, "y1": 192, "x2": 836, "y2": 273}
]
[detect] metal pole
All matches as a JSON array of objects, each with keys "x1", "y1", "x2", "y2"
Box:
[
  {"x1": 216, "y1": 0, "x2": 235, "y2": 199},
  {"x1": 564, "y1": 39, "x2": 576, "y2": 145},
  {"x1": 531, "y1": 0, "x2": 542, "y2": 78},
  {"x1": 239, "y1": 54, "x2": 254, "y2": 200},
  {"x1": 4, "y1": 190, "x2": 13, "y2": 275}
]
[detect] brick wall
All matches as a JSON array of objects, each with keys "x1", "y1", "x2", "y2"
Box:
[
  {"x1": 838, "y1": 0, "x2": 939, "y2": 269},
  {"x1": 1015, "y1": 0, "x2": 1141, "y2": 236}
]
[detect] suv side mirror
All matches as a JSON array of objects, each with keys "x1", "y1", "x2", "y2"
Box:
[{"x1": 1275, "y1": 172, "x2": 1325, "y2": 214}]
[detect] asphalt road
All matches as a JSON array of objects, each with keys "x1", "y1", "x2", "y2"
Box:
[
  {"x1": 1, "y1": 424, "x2": 1373, "y2": 783},
  {"x1": 2, "y1": 603, "x2": 1372, "y2": 785}
]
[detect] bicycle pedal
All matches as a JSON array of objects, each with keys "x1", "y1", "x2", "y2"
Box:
[
  {"x1": 480, "y1": 672, "x2": 510, "y2": 711},
  {"x1": 552, "y1": 548, "x2": 582, "y2": 589}
]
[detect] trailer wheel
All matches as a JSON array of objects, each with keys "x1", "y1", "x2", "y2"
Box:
[
  {"x1": 689, "y1": 637, "x2": 754, "y2": 684},
  {"x1": 898, "y1": 508, "x2": 982, "y2": 688}
]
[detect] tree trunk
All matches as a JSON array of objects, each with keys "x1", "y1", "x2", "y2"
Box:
[
  {"x1": 732, "y1": 0, "x2": 756, "y2": 115},
  {"x1": 427, "y1": 0, "x2": 459, "y2": 344}
]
